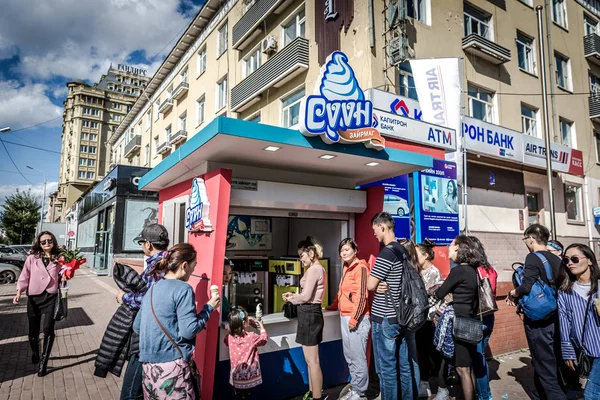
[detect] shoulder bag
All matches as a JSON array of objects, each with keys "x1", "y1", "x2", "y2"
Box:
[
  {"x1": 477, "y1": 268, "x2": 498, "y2": 316},
  {"x1": 452, "y1": 267, "x2": 483, "y2": 344},
  {"x1": 150, "y1": 286, "x2": 201, "y2": 399},
  {"x1": 576, "y1": 295, "x2": 594, "y2": 378},
  {"x1": 54, "y1": 277, "x2": 68, "y2": 321}
]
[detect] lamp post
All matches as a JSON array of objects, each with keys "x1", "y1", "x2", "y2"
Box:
[
  {"x1": 26, "y1": 166, "x2": 47, "y2": 232},
  {"x1": 0, "y1": 127, "x2": 10, "y2": 133}
]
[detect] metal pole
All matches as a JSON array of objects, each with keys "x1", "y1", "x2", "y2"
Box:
[
  {"x1": 536, "y1": 6, "x2": 557, "y2": 239},
  {"x1": 459, "y1": 57, "x2": 468, "y2": 234},
  {"x1": 40, "y1": 176, "x2": 46, "y2": 231}
]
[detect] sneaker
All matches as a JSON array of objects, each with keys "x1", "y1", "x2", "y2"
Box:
[
  {"x1": 340, "y1": 391, "x2": 366, "y2": 400},
  {"x1": 303, "y1": 391, "x2": 313, "y2": 400},
  {"x1": 418, "y1": 381, "x2": 432, "y2": 398},
  {"x1": 433, "y1": 387, "x2": 449, "y2": 400}
]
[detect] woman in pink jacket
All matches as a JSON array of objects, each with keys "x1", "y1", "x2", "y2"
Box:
[{"x1": 13, "y1": 231, "x2": 61, "y2": 376}]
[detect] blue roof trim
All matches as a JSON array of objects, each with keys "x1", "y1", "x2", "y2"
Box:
[{"x1": 139, "y1": 116, "x2": 433, "y2": 190}]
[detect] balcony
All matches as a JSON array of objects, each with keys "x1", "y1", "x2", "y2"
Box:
[
  {"x1": 172, "y1": 82, "x2": 189, "y2": 101},
  {"x1": 590, "y1": 95, "x2": 600, "y2": 123},
  {"x1": 156, "y1": 141, "x2": 172, "y2": 155},
  {"x1": 231, "y1": 37, "x2": 309, "y2": 112},
  {"x1": 584, "y1": 33, "x2": 600, "y2": 66},
  {"x1": 462, "y1": 34, "x2": 511, "y2": 65},
  {"x1": 158, "y1": 98, "x2": 173, "y2": 114},
  {"x1": 232, "y1": 0, "x2": 289, "y2": 50},
  {"x1": 169, "y1": 130, "x2": 187, "y2": 145},
  {"x1": 124, "y1": 135, "x2": 142, "y2": 157}
]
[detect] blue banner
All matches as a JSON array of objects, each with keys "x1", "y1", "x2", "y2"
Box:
[
  {"x1": 361, "y1": 175, "x2": 411, "y2": 240},
  {"x1": 413, "y1": 160, "x2": 460, "y2": 245}
]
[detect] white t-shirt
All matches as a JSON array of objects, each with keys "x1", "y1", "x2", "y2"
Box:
[{"x1": 573, "y1": 281, "x2": 592, "y2": 300}]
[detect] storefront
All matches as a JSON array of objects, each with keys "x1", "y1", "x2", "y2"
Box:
[{"x1": 76, "y1": 165, "x2": 158, "y2": 275}]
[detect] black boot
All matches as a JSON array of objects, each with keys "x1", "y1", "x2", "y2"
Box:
[
  {"x1": 37, "y1": 334, "x2": 55, "y2": 377},
  {"x1": 28, "y1": 336, "x2": 40, "y2": 364}
]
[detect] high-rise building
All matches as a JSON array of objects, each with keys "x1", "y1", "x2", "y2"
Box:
[{"x1": 52, "y1": 66, "x2": 150, "y2": 221}]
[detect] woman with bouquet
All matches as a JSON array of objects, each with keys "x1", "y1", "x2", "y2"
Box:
[{"x1": 13, "y1": 231, "x2": 61, "y2": 377}]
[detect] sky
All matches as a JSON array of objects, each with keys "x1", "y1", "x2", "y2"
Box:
[{"x1": 0, "y1": 0, "x2": 206, "y2": 210}]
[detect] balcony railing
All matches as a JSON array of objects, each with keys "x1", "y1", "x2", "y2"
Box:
[
  {"x1": 172, "y1": 82, "x2": 189, "y2": 101},
  {"x1": 590, "y1": 95, "x2": 600, "y2": 123},
  {"x1": 169, "y1": 130, "x2": 188, "y2": 145},
  {"x1": 232, "y1": 0, "x2": 288, "y2": 50},
  {"x1": 462, "y1": 34, "x2": 511, "y2": 64},
  {"x1": 124, "y1": 135, "x2": 141, "y2": 157},
  {"x1": 156, "y1": 141, "x2": 172, "y2": 155},
  {"x1": 231, "y1": 37, "x2": 309, "y2": 112},
  {"x1": 158, "y1": 98, "x2": 174, "y2": 114},
  {"x1": 584, "y1": 33, "x2": 600, "y2": 66}
]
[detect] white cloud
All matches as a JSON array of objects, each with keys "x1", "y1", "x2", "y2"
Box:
[
  {"x1": 0, "y1": 81, "x2": 63, "y2": 129},
  {"x1": 0, "y1": 182, "x2": 59, "y2": 210}
]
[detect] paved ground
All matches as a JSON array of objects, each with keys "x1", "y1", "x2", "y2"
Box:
[{"x1": 0, "y1": 267, "x2": 541, "y2": 399}]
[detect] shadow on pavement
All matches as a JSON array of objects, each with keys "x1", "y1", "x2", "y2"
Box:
[
  {"x1": 50, "y1": 348, "x2": 98, "y2": 360},
  {"x1": 0, "y1": 307, "x2": 95, "y2": 341},
  {"x1": 507, "y1": 357, "x2": 536, "y2": 399}
]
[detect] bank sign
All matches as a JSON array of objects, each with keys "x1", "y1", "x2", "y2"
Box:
[
  {"x1": 185, "y1": 177, "x2": 213, "y2": 232},
  {"x1": 462, "y1": 117, "x2": 524, "y2": 163}
]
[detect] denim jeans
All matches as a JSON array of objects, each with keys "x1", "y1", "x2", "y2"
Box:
[
  {"x1": 475, "y1": 314, "x2": 495, "y2": 400},
  {"x1": 121, "y1": 352, "x2": 144, "y2": 400},
  {"x1": 372, "y1": 318, "x2": 419, "y2": 400},
  {"x1": 585, "y1": 357, "x2": 600, "y2": 400}
]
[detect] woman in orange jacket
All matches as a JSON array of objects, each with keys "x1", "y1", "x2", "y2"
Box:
[{"x1": 327, "y1": 238, "x2": 370, "y2": 400}]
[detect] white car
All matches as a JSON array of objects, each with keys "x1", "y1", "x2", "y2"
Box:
[
  {"x1": 384, "y1": 194, "x2": 410, "y2": 217},
  {"x1": 0, "y1": 262, "x2": 21, "y2": 285}
]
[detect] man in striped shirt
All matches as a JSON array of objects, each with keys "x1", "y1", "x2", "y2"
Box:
[{"x1": 367, "y1": 212, "x2": 416, "y2": 400}]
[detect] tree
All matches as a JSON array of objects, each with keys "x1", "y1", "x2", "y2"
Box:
[{"x1": 0, "y1": 189, "x2": 40, "y2": 245}]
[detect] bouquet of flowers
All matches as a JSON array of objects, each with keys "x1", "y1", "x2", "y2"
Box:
[{"x1": 58, "y1": 247, "x2": 86, "y2": 280}]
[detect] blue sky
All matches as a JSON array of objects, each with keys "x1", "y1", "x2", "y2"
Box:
[{"x1": 0, "y1": 0, "x2": 205, "y2": 206}]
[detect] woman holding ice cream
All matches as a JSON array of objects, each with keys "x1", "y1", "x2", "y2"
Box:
[
  {"x1": 133, "y1": 243, "x2": 220, "y2": 399},
  {"x1": 557, "y1": 243, "x2": 600, "y2": 399}
]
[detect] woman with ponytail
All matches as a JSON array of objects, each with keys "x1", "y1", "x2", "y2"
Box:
[
  {"x1": 133, "y1": 243, "x2": 220, "y2": 400},
  {"x1": 283, "y1": 236, "x2": 327, "y2": 400}
]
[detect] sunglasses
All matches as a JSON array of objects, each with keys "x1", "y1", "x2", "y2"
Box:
[
  {"x1": 137, "y1": 240, "x2": 148, "y2": 245},
  {"x1": 40, "y1": 239, "x2": 54, "y2": 245},
  {"x1": 562, "y1": 256, "x2": 587, "y2": 265}
]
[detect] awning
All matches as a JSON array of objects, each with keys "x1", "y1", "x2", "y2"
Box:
[{"x1": 138, "y1": 117, "x2": 433, "y2": 191}]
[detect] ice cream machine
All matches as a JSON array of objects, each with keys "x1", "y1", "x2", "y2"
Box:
[{"x1": 269, "y1": 258, "x2": 329, "y2": 313}]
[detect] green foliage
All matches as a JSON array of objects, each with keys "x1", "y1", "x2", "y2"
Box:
[
  {"x1": 58, "y1": 246, "x2": 84, "y2": 262},
  {"x1": 0, "y1": 189, "x2": 41, "y2": 245}
]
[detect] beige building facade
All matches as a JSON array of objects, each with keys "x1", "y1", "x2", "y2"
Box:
[
  {"x1": 111, "y1": 0, "x2": 600, "y2": 270},
  {"x1": 53, "y1": 67, "x2": 150, "y2": 221}
]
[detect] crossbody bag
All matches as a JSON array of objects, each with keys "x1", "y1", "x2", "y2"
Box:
[{"x1": 576, "y1": 295, "x2": 594, "y2": 378}]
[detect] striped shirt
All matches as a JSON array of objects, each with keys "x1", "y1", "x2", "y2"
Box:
[
  {"x1": 370, "y1": 242, "x2": 404, "y2": 323},
  {"x1": 558, "y1": 289, "x2": 600, "y2": 360}
]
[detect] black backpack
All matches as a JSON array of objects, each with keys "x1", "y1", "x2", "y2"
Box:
[{"x1": 384, "y1": 244, "x2": 429, "y2": 332}]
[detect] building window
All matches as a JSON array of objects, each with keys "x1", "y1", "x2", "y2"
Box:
[
  {"x1": 144, "y1": 144, "x2": 150, "y2": 165},
  {"x1": 80, "y1": 145, "x2": 88, "y2": 153},
  {"x1": 165, "y1": 125, "x2": 172, "y2": 141},
  {"x1": 282, "y1": 8, "x2": 306, "y2": 46},
  {"x1": 197, "y1": 47, "x2": 207, "y2": 77},
  {"x1": 521, "y1": 104, "x2": 538, "y2": 137},
  {"x1": 87, "y1": 172, "x2": 95, "y2": 180},
  {"x1": 407, "y1": 0, "x2": 427, "y2": 23},
  {"x1": 79, "y1": 158, "x2": 87, "y2": 166},
  {"x1": 196, "y1": 96, "x2": 205, "y2": 126},
  {"x1": 464, "y1": 4, "x2": 490, "y2": 39},
  {"x1": 585, "y1": 14, "x2": 598, "y2": 36},
  {"x1": 282, "y1": 88, "x2": 305, "y2": 129},
  {"x1": 78, "y1": 171, "x2": 86, "y2": 179},
  {"x1": 565, "y1": 184, "x2": 582, "y2": 221},
  {"x1": 90, "y1": 134, "x2": 98, "y2": 141},
  {"x1": 527, "y1": 192, "x2": 540, "y2": 225},
  {"x1": 594, "y1": 132, "x2": 600, "y2": 164},
  {"x1": 91, "y1": 109, "x2": 100, "y2": 116},
  {"x1": 555, "y1": 53, "x2": 572, "y2": 91},
  {"x1": 552, "y1": 0, "x2": 567, "y2": 29},
  {"x1": 217, "y1": 22, "x2": 228, "y2": 56},
  {"x1": 81, "y1": 132, "x2": 89, "y2": 140},
  {"x1": 154, "y1": 100, "x2": 160, "y2": 121},
  {"x1": 91, "y1": 122, "x2": 99, "y2": 129},
  {"x1": 88, "y1": 159, "x2": 96, "y2": 167},
  {"x1": 516, "y1": 32, "x2": 535, "y2": 74},
  {"x1": 180, "y1": 67, "x2": 188, "y2": 84},
  {"x1": 590, "y1": 73, "x2": 600, "y2": 97},
  {"x1": 83, "y1": 107, "x2": 91, "y2": 115},
  {"x1": 468, "y1": 84, "x2": 494, "y2": 122},
  {"x1": 398, "y1": 63, "x2": 418, "y2": 100},
  {"x1": 114, "y1": 102, "x2": 121, "y2": 109},
  {"x1": 243, "y1": 47, "x2": 261, "y2": 78},
  {"x1": 146, "y1": 110, "x2": 151, "y2": 128},
  {"x1": 82, "y1": 120, "x2": 90, "y2": 128},
  {"x1": 113, "y1": 114, "x2": 121, "y2": 122},
  {"x1": 519, "y1": 0, "x2": 533, "y2": 6},
  {"x1": 89, "y1": 146, "x2": 97, "y2": 154},
  {"x1": 153, "y1": 136, "x2": 159, "y2": 156},
  {"x1": 216, "y1": 77, "x2": 228, "y2": 111},
  {"x1": 248, "y1": 113, "x2": 261, "y2": 123},
  {"x1": 559, "y1": 118, "x2": 573, "y2": 147},
  {"x1": 178, "y1": 111, "x2": 187, "y2": 132}
]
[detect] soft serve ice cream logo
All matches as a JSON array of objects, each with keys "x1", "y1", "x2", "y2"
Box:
[
  {"x1": 300, "y1": 52, "x2": 385, "y2": 150},
  {"x1": 185, "y1": 177, "x2": 213, "y2": 232}
]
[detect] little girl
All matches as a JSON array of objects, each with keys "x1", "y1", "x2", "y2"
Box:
[{"x1": 225, "y1": 306, "x2": 268, "y2": 399}]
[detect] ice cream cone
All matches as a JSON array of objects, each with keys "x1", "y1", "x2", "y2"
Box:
[{"x1": 210, "y1": 285, "x2": 219, "y2": 299}]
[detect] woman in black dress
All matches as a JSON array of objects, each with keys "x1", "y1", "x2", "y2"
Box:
[{"x1": 13, "y1": 231, "x2": 61, "y2": 376}]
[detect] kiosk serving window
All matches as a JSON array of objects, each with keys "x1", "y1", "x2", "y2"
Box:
[{"x1": 123, "y1": 199, "x2": 159, "y2": 250}]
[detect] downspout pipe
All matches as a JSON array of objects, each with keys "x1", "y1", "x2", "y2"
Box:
[{"x1": 368, "y1": 0, "x2": 375, "y2": 48}]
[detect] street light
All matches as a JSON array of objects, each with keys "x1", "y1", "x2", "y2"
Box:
[
  {"x1": 26, "y1": 165, "x2": 47, "y2": 232},
  {"x1": 0, "y1": 127, "x2": 10, "y2": 133}
]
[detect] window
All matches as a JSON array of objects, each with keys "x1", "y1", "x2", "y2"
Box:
[
  {"x1": 153, "y1": 136, "x2": 159, "y2": 156},
  {"x1": 590, "y1": 73, "x2": 600, "y2": 97},
  {"x1": 178, "y1": 112, "x2": 187, "y2": 132},
  {"x1": 78, "y1": 171, "x2": 86, "y2": 179},
  {"x1": 559, "y1": 118, "x2": 573, "y2": 147},
  {"x1": 113, "y1": 114, "x2": 121, "y2": 122},
  {"x1": 81, "y1": 132, "x2": 89, "y2": 140},
  {"x1": 248, "y1": 113, "x2": 261, "y2": 123},
  {"x1": 83, "y1": 107, "x2": 91, "y2": 115},
  {"x1": 89, "y1": 146, "x2": 97, "y2": 154},
  {"x1": 91, "y1": 109, "x2": 100, "y2": 116},
  {"x1": 407, "y1": 0, "x2": 427, "y2": 24},
  {"x1": 146, "y1": 110, "x2": 151, "y2": 128},
  {"x1": 90, "y1": 134, "x2": 98, "y2": 141},
  {"x1": 555, "y1": 53, "x2": 571, "y2": 90},
  {"x1": 516, "y1": 32, "x2": 535, "y2": 74},
  {"x1": 464, "y1": 4, "x2": 490, "y2": 39},
  {"x1": 216, "y1": 77, "x2": 228, "y2": 111},
  {"x1": 154, "y1": 100, "x2": 160, "y2": 121},
  {"x1": 91, "y1": 122, "x2": 99, "y2": 129},
  {"x1": 217, "y1": 22, "x2": 228, "y2": 56},
  {"x1": 585, "y1": 14, "x2": 598, "y2": 36},
  {"x1": 79, "y1": 158, "x2": 87, "y2": 166},
  {"x1": 552, "y1": 0, "x2": 567, "y2": 29},
  {"x1": 468, "y1": 84, "x2": 494, "y2": 122},
  {"x1": 167, "y1": 83, "x2": 174, "y2": 97},
  {"x1": 519, "y1": 0, "x2": 533, "y2": 6},
  {"x1": 144, "y1": 144, "x2": 150, "y2": 165},
  {"x1": 88, "y1": 159, "x2": 95, "y2": 167},
  {"x1": 398, "y1": 63, "x2": 418, "y2": 100},
  {"x1": 165, "y1": 125, "x2": 172, "y2": 141},
  {"x1": 180, "y1": 67, "x2": 188, "y2": 84},
  {"x1": 282, "y1": 88, "x2": 305, "y2": 128},
  {"x1": 565, "y1": 184, "x2": 582, "y2": 221},
  {"x1": 87, "y1": 172, "x2": 95, "y2": 180},
  {"x1": 197, "y1": 47, "x2": 207, "y2": 77},
  {"x1": 82, "y1": 120, "x2": 90, "y2": 128},
  {"x1": 80, "y1": 145, "x2": 88, "y2": 153},
  {"x1": 521, "y1": 104, "x2": 538, "y2": 137},
  {"x1": 114, "y1": 102, "x2": 121, "y2": 110},
  {"x1": 283, "y1": 8, "x2": 306, "y2": 46},
  {"x1": 527, "y1": 192, "x2": 540, "y2": 225},
  {"x1": 196, "y1": 96, "x2": 205, "y2": 126},
  {"x1": 243, "y1": 47, "x2": 261, "y2": 78}
]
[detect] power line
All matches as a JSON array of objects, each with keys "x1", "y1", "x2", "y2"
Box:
[
  {"x1": 0, "y1": 139, "x2": 61, "y2": 154},
  {"x1": 0, "y1": 138, "x2": 33, "y2": 184},
  {"x1": 5, "y1": 116, "x2": 62, "y2": 134},
  {"x1": 0, "y1": 169, "x2": 41, "y2": 177}
]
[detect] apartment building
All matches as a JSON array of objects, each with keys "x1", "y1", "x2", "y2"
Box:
[{"x1": 52, "y1": 66, "x2": 150, "y2": 221}]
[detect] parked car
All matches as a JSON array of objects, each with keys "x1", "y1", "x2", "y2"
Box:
[
  {"x1": 10, "y1": 245, "x2": 32, "y2": 255},
  {"x1": 0, "y1": 246, "x2": 27, "y2": 262},
  {"x1": 0, "y1": 262, "x2": 21, "y2": 284},
  {"x1": 383, "y1": 194, "x2": 410, "y2": 217}
]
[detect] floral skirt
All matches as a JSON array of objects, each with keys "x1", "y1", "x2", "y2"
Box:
[{"x1": 142, "y1": 358, "x2": 198, "y2": 400}]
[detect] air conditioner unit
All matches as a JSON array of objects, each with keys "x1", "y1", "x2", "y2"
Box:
[
  {"x1": 262, "y1": 35, "x2": 278, "y2": 54},
  {"x1": 389, "y1": 36, "x2": 409, "y2": 65}
]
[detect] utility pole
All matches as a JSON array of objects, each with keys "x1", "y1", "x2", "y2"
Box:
[{"x1": 27, "y1": 166, "x2": 47, "y2": 232}]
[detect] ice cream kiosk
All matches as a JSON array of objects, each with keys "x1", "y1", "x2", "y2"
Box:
[{"x1": 137, "y1": 52, "x2": 455, "y2": 399}]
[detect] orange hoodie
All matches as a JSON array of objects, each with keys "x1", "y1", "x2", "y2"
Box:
[{"x1": 328, "y1": 259, "x2": 370, "y2": 326}]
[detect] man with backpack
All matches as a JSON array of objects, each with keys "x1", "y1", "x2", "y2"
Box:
[
  {"x1": 507, "y1": 224, "x2": 566, "y2": 400},
  {"x1": 367, "y1": 212, "x2": 425, "y2": 400}
]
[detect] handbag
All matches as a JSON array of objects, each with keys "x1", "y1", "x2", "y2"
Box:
[
  {"x1": 54, "y1": 278, "x2": 68, "y2": 321},
  {"x1": 477, "y1": 268, "x2": 498, "y2": 316},
  {"x1": 282, "y1": 302, "x2": 298, "y2": 319},
  {"x1": 453, "y1": 315, "x2": 483, "y2": 344},
  {"x1": 576, "y1": 296, "x2": 594, "y2": 378},
  {"x1": 150, "y1": 287, "x2": 201, "y2": 399}
]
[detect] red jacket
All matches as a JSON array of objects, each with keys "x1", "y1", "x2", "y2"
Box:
[{"x1": 329, "y1": 259, "x2": 370, "y2": 326}]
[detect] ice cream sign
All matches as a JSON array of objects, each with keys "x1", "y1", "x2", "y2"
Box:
[
  {"x1": 299, "y1": 51, "x2": 385, "y2": 150},
  {"x1": 185, "y1": 177, "x2": 213, "y2": 232}
]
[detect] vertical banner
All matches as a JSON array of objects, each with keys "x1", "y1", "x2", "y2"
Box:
[
  {"x1": 413, "y1": 160, "x2": 460, "y2": 245},
  {"x1": 361, "y1": 176, "x2": 411, "y2": 240}
]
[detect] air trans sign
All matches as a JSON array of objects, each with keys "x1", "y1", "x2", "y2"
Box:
[
  {"x1": 299, "y1": 52, "x2": 385, "y2": 150},
  {"x1": 185, "y1": 177, "x2": 213, "y2": 232},
  {"x1": 462, "y1": 116, "x2": 524, "y2": 163},
  {"x1": 523, "y1": 136, "x2": 584, "y2": 176}
]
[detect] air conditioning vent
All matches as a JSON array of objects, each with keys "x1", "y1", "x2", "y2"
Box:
[{"x1": 261, "y1": 35, "x2": 278, "y2": 54}]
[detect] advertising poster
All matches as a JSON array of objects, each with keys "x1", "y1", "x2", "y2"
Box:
[
  {"x1": 361, "y1": 175, "x2": 411, "y2": 240},
  {"x1": 123, "y1": 200, "x2": 159, "y2": 251},
  {"x1": 414, "y1": 160, "x2": 459, "y2": 245},
  {"x1": 226, "y1": 216, "x2": 272, "y2": 250}
]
